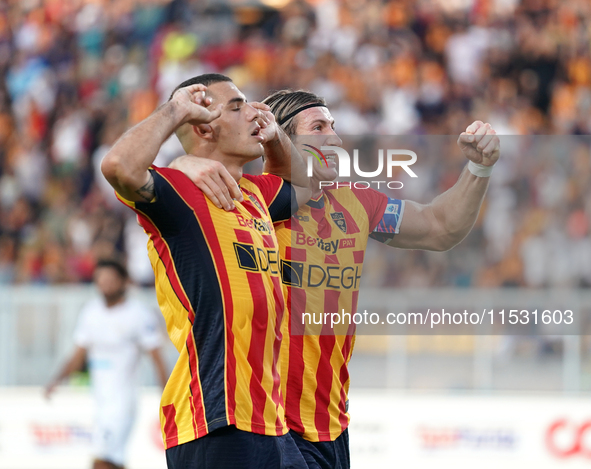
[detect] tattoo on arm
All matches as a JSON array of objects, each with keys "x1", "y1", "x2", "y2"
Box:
[{"x1": 135, "y1": 174, "x2": 155, "y2": 202}]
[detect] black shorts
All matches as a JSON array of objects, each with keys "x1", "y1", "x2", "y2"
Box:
[
  {"x1": 289, "y1": 429, "x2": 350, "y2": 469},
  {"x1": 165, "y1": 425, "x2": 308, "y2": 469}
]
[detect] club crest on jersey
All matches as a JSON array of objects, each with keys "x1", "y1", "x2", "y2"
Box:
[{"x1": 330, "y1": 212, "x2": 347, "y2": 233}]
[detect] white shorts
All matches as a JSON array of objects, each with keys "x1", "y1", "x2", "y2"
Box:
[{"x1": 93, "y1": 402, "x2": 136, "y2": 465}]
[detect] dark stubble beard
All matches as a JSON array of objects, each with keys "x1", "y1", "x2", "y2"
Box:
[{"x1": 103, "y1": 288, "x2": 126, "y2": 307}]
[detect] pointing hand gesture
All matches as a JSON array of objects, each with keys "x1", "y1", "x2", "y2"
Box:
[
  {"x1": 251, "y1": 102, "x2": 277, "y2": 144},
  {"x1": 171, "y1": 84, "x2": 223, "y2": 126}
]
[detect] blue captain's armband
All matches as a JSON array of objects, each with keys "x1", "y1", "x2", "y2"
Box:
[{"x1": 369, "y1": 198, "x2": 405, "y2": 244}]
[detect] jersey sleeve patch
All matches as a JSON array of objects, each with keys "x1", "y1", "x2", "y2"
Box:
[{"x1": 370, "y1": 198, "x2": 405, "y2": 243}]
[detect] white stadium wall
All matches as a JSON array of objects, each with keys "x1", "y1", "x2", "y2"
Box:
[{"x1": 1, "y1": 388, "x2": 590, "y2": 469}]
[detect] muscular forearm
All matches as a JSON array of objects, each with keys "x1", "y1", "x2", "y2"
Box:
[
  {"x1": 101, "y1": 101, "x2": 186, "y2": 201},
  {"x1": 391, "y1": 162, "x2": 493, "y2": 252},
  {"x1": 430, "y1": 166, "x2": 489, "y2": 249},
  {"x1": 262, "y1": 128, "x2": 309, "y2": 188}
]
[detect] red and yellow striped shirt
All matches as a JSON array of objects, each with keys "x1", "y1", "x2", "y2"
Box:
[
  {"x1": 117, "y1": 166, "x2": 293, "y2": 449},
  {"x1": 275, "y1": 186, "x2": 402, "y2": 442}
]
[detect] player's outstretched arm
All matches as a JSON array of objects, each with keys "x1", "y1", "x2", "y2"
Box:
[
  {"x1": 389, "y1": 121, "x2": 500, "y2": 251},
  {"x1": 44, "y1": 345, "x2": 87, "y2": 400},
  {"x1": 101, "y1": 84, "x2": 222, "y2": 202}
]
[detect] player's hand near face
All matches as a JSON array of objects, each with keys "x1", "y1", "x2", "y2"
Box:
[
  {"x1": 251, "y1": 102, "x2": 277, "y2": 144},
  {"x1": 170, "y1": 155, "x2": 243, "y2": 211},
  {"x1": 457, "y1": 121, "x2": 500, "y2": 167},
  {"x1": 255, "y1": 101, "x2": 311, "y2": 205},
  {"x1": 102, "y1": 84, "x2": 225, "y2": 203},
  {"x1": 170, "y1": 84, "x2": 223, "y2": 126}
]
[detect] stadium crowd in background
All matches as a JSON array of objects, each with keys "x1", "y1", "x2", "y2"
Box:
[{"x1": 0, "y1": 0, "x2": 590, "y2": 288}]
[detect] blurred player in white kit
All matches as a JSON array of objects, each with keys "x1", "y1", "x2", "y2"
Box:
[{"x1": 45, "y1": 259, "x2": 169, "y2": 469}]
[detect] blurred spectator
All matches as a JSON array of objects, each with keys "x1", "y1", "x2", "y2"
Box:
[{"x1": 44, "y1": 258, "x2": 168, "y2": 469}]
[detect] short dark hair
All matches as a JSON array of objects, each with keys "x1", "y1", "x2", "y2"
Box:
[
  {"x1": 263, "y1": 90, "x2": 327, "y2": 136},
  {"x1": 95, "y1": 259, "x2": 128, "y2": 279},
  {"x1": 169, "y1": 74, "x2": 233, "y2": 100}
]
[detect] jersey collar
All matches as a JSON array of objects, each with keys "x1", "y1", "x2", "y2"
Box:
[{"x1": 306, "y1": 192, "x2": 325, "y2": 209}]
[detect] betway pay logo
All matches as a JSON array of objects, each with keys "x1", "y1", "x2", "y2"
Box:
[{"x1": 295, "y1": 232, "x2": 355, "y2": 253}]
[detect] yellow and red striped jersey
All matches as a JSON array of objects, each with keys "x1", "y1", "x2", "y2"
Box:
[
  {"x1": 117, "y1": 166, "x2": 293, "y2": 449},
  {"x1": 274, "y1": 186, "x2": 404, "y2": 442}
]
